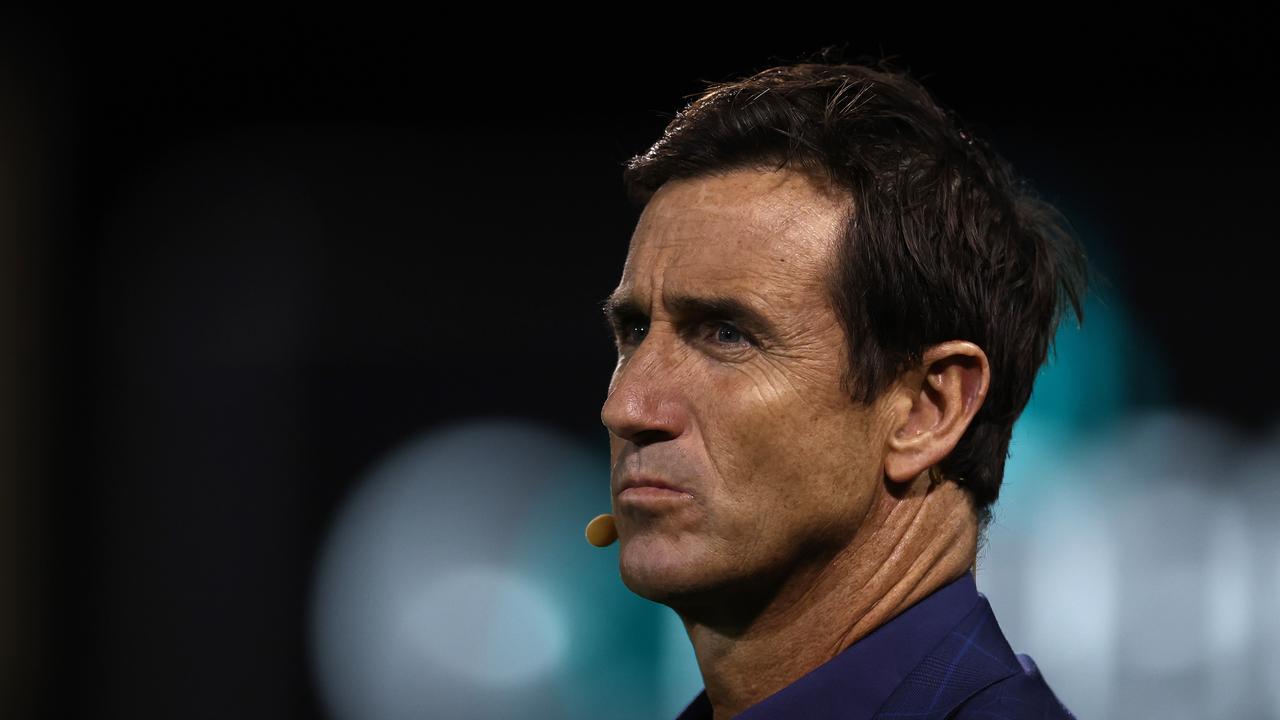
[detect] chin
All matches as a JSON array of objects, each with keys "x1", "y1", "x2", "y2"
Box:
[{"x1": 617, "y1": 531, "x2": 716, "y2": 604}]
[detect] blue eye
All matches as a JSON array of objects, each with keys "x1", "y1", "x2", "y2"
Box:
[
  {"x1": 711, "y1": 322, "x2": 752, "y2": 346},
  {"x1": 716, "y1": 324, "x2": 742, "y2": 343}
]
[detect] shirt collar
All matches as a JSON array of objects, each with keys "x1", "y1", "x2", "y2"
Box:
[{"x1": 675, "y1": 571, "x2": 980, "y2": 720}]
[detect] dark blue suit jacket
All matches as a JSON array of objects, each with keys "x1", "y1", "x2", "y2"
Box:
[{"x1": 675, "y1": 571, "x2": 1075, "y2": 719}]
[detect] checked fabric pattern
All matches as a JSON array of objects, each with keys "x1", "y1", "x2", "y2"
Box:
[{"x1": 872, "y1": 596, "x2": 1076, "y2": 720}]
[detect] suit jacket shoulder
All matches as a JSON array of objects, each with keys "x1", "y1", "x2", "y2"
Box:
[
  {"x1": 948, "y1": 653, "x2": 1075, "y2": 719},
  {"x1": 873, "y1": 595, "x2": 1075, "y2": 720}
]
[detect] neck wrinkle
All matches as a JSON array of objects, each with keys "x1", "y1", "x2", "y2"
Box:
[{"x1": 683, "y1": 474, "x2": 979, "y2": 720}]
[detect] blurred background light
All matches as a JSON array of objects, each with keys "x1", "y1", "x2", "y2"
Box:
[
  {"x1": 310, "y1": 418, "x2": 683, "y2": 720},
  {"x1": 406, "y1": 565, "x2": 566, "y2": 686}
]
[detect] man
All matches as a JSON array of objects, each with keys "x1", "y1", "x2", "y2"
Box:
[{"x1": 587, "y1": 61, "x2": 1085, "y2": 719}]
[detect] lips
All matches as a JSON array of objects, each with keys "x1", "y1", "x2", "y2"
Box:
[{"x1": 616, "y1": 475, "x2": 694, "y2": 498}]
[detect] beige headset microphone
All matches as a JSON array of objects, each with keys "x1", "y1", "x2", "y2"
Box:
[{"x1": 584, "y1": 513, "x2": 618, "y2": 547}]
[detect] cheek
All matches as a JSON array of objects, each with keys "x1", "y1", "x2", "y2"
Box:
[
  {"x1": 701, "y1": 386, "x2": 818, "y2": 502},
  {"x1": 700, "y1": 368, "x2": 876, "y2": 543}
]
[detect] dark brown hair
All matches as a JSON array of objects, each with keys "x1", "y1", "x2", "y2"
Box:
[{"x1": 622, "y1": 60, "x2": 1087, "y2": 536}]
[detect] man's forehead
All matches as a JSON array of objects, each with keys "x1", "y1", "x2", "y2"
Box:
[
  {"x1": 643, "y1": 168, "x2": 847, "y2": 242},
  {"x1": 619, "y1": 167, "x2": 849, "y2": 288}
]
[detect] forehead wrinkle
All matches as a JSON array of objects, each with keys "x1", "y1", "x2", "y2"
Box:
[
  {"x1": 684, "y1": 198, "x2": 843, "y2": 279},
  {"x1": 619, "y1": 168, "x2": 850, "y2": 322},
  {"x1": 675, "y1": 167, "x2": 848, "y2": 239}
]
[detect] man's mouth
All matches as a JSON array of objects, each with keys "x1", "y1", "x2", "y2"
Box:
[{"x1": 617, "y1": 476, "x2": 695, "y2": 502}]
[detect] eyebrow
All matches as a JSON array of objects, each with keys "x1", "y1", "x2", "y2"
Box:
[{"x1": 601, "y1": 291, "x2": 782, "y2": 342}]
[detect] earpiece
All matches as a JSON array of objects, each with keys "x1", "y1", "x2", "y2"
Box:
[{"x1": 585, "y1": 513, "x2": 618, "y2": 547}]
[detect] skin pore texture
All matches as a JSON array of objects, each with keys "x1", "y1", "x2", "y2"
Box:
[{"x1": 600, "y1": 167, "x2": 989, "y2": 720}]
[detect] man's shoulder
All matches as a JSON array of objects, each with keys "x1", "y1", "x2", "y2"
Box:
[
  {"x1": 872, "y1": 594, "x2": 1076, "y2": 720},
  {"x1": 948, "y1": 653, "x2": 1075, "y2": 719}
]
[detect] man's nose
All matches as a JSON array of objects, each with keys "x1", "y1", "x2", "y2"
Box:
[{"x1": 600, "y1": 338, "x2": 688, "y2": 446}]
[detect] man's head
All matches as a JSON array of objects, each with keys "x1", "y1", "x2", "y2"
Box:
[{"x1": 600, "y1": 62, "x2": 1086, "y2": 608}]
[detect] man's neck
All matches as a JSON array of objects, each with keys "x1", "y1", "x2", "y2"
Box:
[{"x1": 678, "y1": 476, "x2": 979, "y2": 720}]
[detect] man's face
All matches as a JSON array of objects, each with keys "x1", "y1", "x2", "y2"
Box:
[{"x1": 601, "y1": 167, "x2": 893, "y2": 607}]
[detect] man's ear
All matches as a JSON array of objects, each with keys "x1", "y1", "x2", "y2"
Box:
[{"x1": 883, "y1": 341, "x2": 990, "y2": 484}]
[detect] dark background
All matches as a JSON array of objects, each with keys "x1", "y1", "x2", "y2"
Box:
[{"x1": 3, "y1": 9, "x2": 1276, "y2": 719}]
